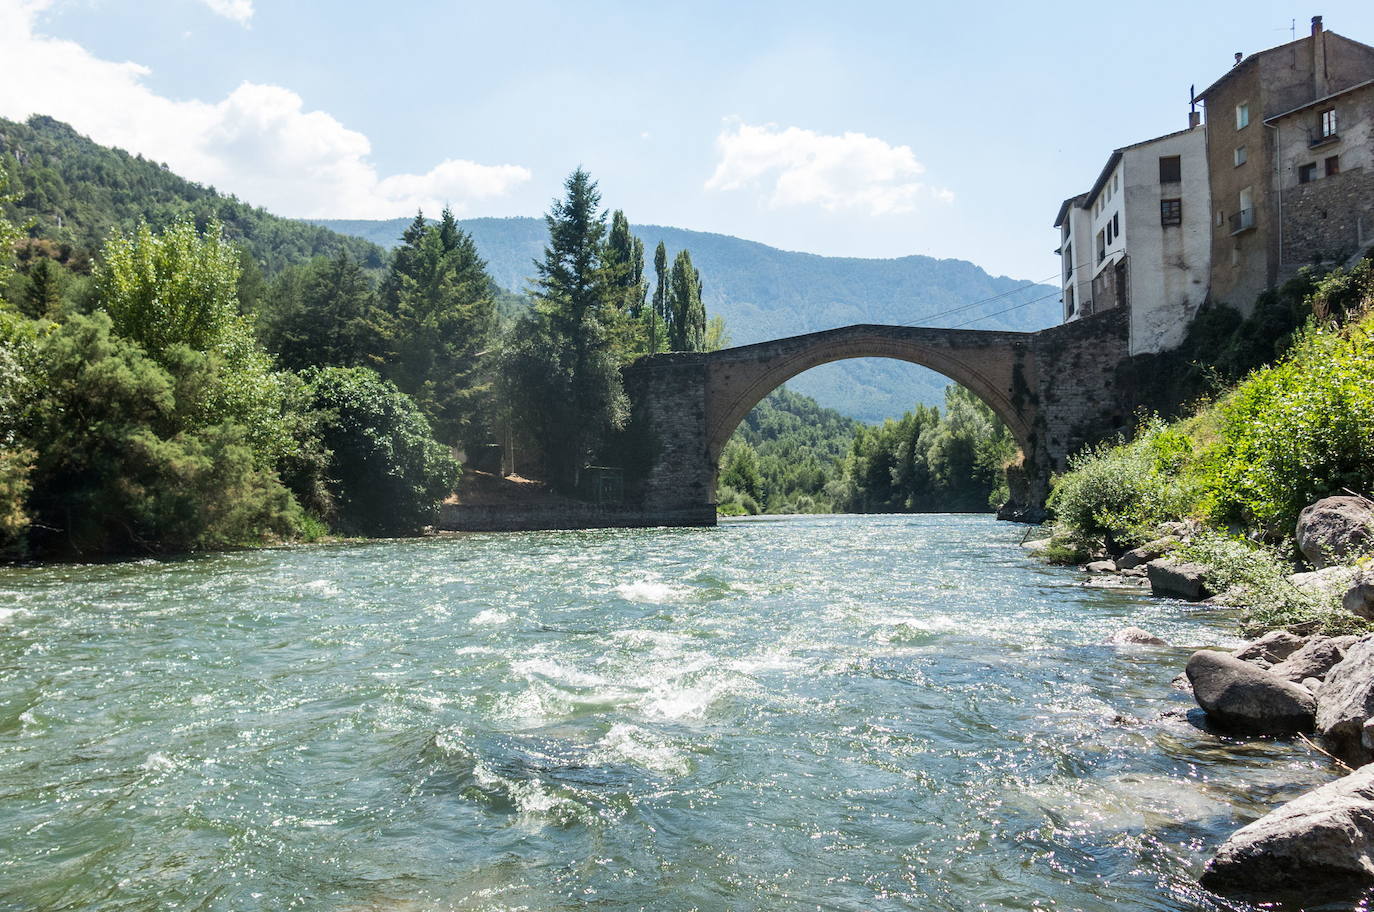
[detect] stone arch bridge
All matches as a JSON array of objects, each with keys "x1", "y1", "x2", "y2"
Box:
[{"x1": 617, "y1": 309, "x2": 1133, "y2": 527}]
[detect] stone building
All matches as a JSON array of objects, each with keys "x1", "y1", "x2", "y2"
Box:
[
  {"x1": 1196, "y1": 16, "x2": 1374, "y2": 311},
  {"x1": 1053, "y1": 124, "x2": 1211, "y2": 355}
]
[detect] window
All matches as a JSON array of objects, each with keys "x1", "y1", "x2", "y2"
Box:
[
  {"x1": 1160, "y1": 199, "x2": 1183, "y2": 226},
  {"x1": 1216, "y1": 209, "x2": 1225, "y2": 227},
  {"x1": 1159, "y1": 155, "x2": 1182, "y2": 183},
  {"x1": 1298, "y1": 162, "x2": 1317, "y2": 183},
  {"x1": 1113, "y1": 212, "x2": 1120, "y2": 236},
  {"x1": 1113, "y1": 173, "x2": 1119, "y2": 193},
  {"x1": 1321, "y1": 108, "x2": 1338, "y2": 138},
  {"x1": 1096, "y1": 229, "x2": 1106, "y2": 263},
  {"x1": 1063, "y1": 243, "x2": 1073, "y2": 277},
  {"x1": 1236, "y1": 102, "x2": 1250, "y2": 129},
  {"x1": 1326, "y1": 155, "x2": 1340, "y2": 176},
  {"x1": 1234, "y1": 145, "x2": 1247, "y2": 166},
  {"x1": 1106, "y1": 222, "x2": 1113, "y2": 245}
]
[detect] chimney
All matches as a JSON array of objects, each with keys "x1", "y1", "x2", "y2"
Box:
[
  {"x1": 1189, "y1": 84, "x2": 1200, "y2": 128},
  {"x1": 1234, "y1": 52, "x2": 1243, "y2": 67},
  {"x1": 1189, "y1": 110, "x2": 1202, "y2": 129},
  {"x1": 1312, "y1": 15, "x2": 1328, "y2": 97}
]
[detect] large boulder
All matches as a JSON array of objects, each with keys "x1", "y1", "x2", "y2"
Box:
[
  {"x1": 1316, "y1": 635, "x2": 1374, "y2": 765},
  {"x1": 1269, "y1": 636, "x2": 1350, "y2": 683},
  {"x1": 1232, "y1": 630, "x2": 1307, "y2": 664},
  {"x1": 1117, "y1": 536, "x2": 1179, "y2": 570},
  {"x1": 1200, "y1": 764, "x2": 1374, "y2": 896},
  {"x1": 1083, "y1": 559, "x2": 1117, "y2": 573},
  {"x1": 1288, "y1": 565, "x2": 1358, "y2": 599},
  {"x1": 1343, "y1": 569, "x2": 1374, "y2": 620},
  {"x1": 1186, "y1": 650, "x2": 1317, "y2": 735},
  {"x1": 1147, "y1": 559, "x2": 1212, "y2": 601},
  {"x1": 1296, "y1": 496, "x2": 1374, "y2": 569}
]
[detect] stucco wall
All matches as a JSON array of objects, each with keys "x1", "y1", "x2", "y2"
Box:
[{"x1": 1122, "y1": 127, "x2": 1211, "y2": 354}]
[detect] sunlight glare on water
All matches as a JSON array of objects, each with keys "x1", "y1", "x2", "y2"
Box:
[{"x1": 0, "y1": 515, "x2": 1345, "y2": 910}]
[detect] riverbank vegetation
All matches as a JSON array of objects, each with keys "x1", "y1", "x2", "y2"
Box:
[
  {"x1": 718, "y1": 384, "x2": 1017, "y2": 516},
  {"x1": 0, "y1": 146, "x2": 725, "y2": 558},
  {"x1": 1044, "y1": 261, "x2": 1374, "y2": 632}
]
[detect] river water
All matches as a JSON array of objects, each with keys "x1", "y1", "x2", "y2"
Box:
[{"x1": 0, "y1": 515, "x2": 1345, "y2": 911}]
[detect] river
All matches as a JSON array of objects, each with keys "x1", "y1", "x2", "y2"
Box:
[{"x1": 0, "y1": 514, "x2": 1344, "y2": 910}]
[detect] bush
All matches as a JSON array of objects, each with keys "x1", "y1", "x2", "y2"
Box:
[
  {"x1": 303, "y1": 367, "x2": 459, "y2": 536},
  {"x1": 1200, "y1": 307, "x2": 1374, "y2": 536},
  {"x1": 1047, "y1": 418, "x2": 1198, "y2": 549},
  {"x1": 21, "y1": 313, "x2": 300, "y2": 556},
  {"x1": 1178, "y1": 532, "x2": 1369, "y2": 635}
]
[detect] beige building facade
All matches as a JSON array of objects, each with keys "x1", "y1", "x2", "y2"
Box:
[{"x1": 1197, "y1": 16, "x2": 1374, "y2": 310}]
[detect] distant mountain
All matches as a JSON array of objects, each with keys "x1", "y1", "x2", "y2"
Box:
[
  {"x1": 0, "y1": 115, "x2": 386, "y2": 275},
  {"x1": 313, "y1": 216, "x2": 1061, "y2": 421}
]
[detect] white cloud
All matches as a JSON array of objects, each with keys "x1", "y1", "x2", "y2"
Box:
[
  {"x1": 705, "y1": 121, "x2": 952, "y2": 215},
  {"x1": 200, "y1": 0, "x2": 253, "y2": 26},
  {"x1": 0, "y1": 1, "x2": 531, "y2": 218}
]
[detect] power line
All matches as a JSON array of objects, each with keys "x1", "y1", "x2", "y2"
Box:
[{"x1": 888, "y1": 271, "x2": 1064, "y2": 330}]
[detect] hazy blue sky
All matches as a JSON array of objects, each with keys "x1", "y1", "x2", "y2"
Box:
[{"x1": 4, "y1": 0, "x2": 1373, "y2": 281}]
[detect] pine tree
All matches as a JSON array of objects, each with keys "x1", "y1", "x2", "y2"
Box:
[
  {"x1": 22, "y1": 258, "x2": 64, "y2": 318},
  {"x1": 602, "y1": 209, "x2": 649, "y2": 360},
  {"x1": 506, "y1": 168, "x2": 628, "y2": 490},
  {"x1": 379, "y1": 207, "x2": 497, "y2": 445}
]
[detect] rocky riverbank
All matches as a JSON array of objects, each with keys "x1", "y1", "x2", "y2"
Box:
[{"x1": 1030, "y1": 494, "x2": 1374, "y2": 903}]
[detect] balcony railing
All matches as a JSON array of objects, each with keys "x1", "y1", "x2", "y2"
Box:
[{"x1": 1229, "y1": 208, "x2": 1255, "y2": 234}]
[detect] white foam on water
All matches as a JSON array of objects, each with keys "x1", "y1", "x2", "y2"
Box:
[
  {"x1": 454, "y1": 645, "x2": 496, "y2": 656},
  {"x1": 303, "y1": 579, "x2": 340, "y2": 598},
  {"x1": 0, "y1": 606, "x2": 25, "y2": 624},
  {"x1": 613, "y1": 576, "x2": 690, "y2": 603},
  {"x1": 641, "y1": 673, "x2": 739, "y2": 720},
  {"x1": 141, "y1": 752, "x2": 178, "y2": 772},
  {"x1": 512, "y1": 657, "x2": 606, "y2": 688},
  {"x1": 590, "y1": 723, "x2": 690, "y2": 776},
  {"x1": 470, "y1": 608, "x2": 512, "y2": 626}
]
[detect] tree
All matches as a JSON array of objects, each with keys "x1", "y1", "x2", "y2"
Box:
[
  {"x1": 379, "y1": 207, "x2": 497, "y2": 445},
  {"x1": 259, "y1": 252, "x2": 381, "y2": 371},
  {"x1": 503, "y1": 168, "x2": 628, "y2": 490},
  {"x1": 668, "y1": 249, "x2": 705, "y2": 352},
  {"x1": 97, "y1": 218, "x2": 242, "y2": 358},
  {"x1": 21, "y1": 257, "x2": 65, "y2": 318},
  {"x1": 651, "y1": 241, "x2": 669, "y2": 353},
  {"x1": 302, "y1": 366, "x2": 460, "y2": 535},
  {"x1": 0, "y1": 161, "x2": 21, "y2": 290},
  {"x1": 603, "y1": 209, "x2": 650, "y2": 360}
]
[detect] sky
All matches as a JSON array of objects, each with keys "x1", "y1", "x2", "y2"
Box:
[{"x1": 3, "y1": 0, "x2": 1374, "y2": 283}]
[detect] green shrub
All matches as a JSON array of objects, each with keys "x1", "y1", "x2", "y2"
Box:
[
  {"x1": 1200, "y1": 309, "x2": 1374, "y2": 535},
  {"x1": 1047, "y1": 418, "x2": 1197, "y2": 548},
  {"x1": 21, "y1": 313, "x2": 300, "y2": 556},
  {"x1": 302, "y1": 366, "x2": 459, "y2": 536},
  {"x1": 1178, "y1": 532, "x2": 1369, "y2": 635}
]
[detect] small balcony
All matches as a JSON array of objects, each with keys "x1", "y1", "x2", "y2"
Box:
[
  {"x1": 1309, "y1": 131, "x2": 1339, "y2": 148},
  {"x1": 1229, "y1": 208, "x2": 1255, "y2": 234}
]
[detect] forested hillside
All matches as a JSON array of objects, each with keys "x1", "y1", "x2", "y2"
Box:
[
  {"x1": 0, "y1": 116, "x2": 386, "y2": 275},
  {"x1": 313, "y1": 216, "x2": 1061, "y2": 421}
]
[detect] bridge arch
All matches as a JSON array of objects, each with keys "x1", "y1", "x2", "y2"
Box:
[{"x1": 701, "y1": 325, "x2": 1037, "y2": 485}]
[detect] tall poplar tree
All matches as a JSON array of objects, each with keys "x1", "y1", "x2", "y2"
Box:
[
  {"x1": 651, "y1": 241, "x2": 669, "y2": 353},
  {"x1": 668, "y1": 249, "x2": 705, "y2": 352},
  {"x1": 603, "y1": 209, "x2": 649, "y2": 360}
]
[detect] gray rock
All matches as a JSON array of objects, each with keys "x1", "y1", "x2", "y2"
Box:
[
  {"x1": 1104, "y1": 626, "x2": 1168, "y2": 646},
  {"x1": 1343, "y1": 569, "x2": 1374, "y2": 620},
  {"x1": 1302, "y1": 677, "x2": 1325, "y2": 694},
  {"x1": 1289, "y1": 565, "x2": 1358, "y2": 598},
  {"x1": 1233, "y1": 630, "x2": 1307, "y2": 664},
  {"x1": 1117, "y1": 536, "x2": 1179, "y2": 570},
  {"x1": 1083, "y1": 560, "x2": 1117, "y2": 573},
  {"x1": 1146, "y1": 559, "x2": 1212, "y2": 601},
  {"x1": 1316, "y1": 635, "x2": 1374, "y2": 765},
  {"x1": 1186, "y1": 649, "x2": 1317, "y2": 735},
  {"x1": 1022, "y1": 537, "x2": 1052, "y2": 551},
  {"x1": 1268, "y1": 636, "x2": 1349, "y2": 683},
  {"x1": 1296, "y1": 496, "x2": 1374, "y2": 570},
  {"x1": 1200, "y1": 763, "x2": 1374, "y2": 895}
]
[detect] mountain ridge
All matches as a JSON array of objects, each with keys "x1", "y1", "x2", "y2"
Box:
[{"x1": 311, "y1": 215, "x2": 1061, "y2": 421}]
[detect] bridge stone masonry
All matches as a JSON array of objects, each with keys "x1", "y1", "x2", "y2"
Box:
[{"x1": 618, "y1": 307, "x2": 1134, "y2": 527}]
